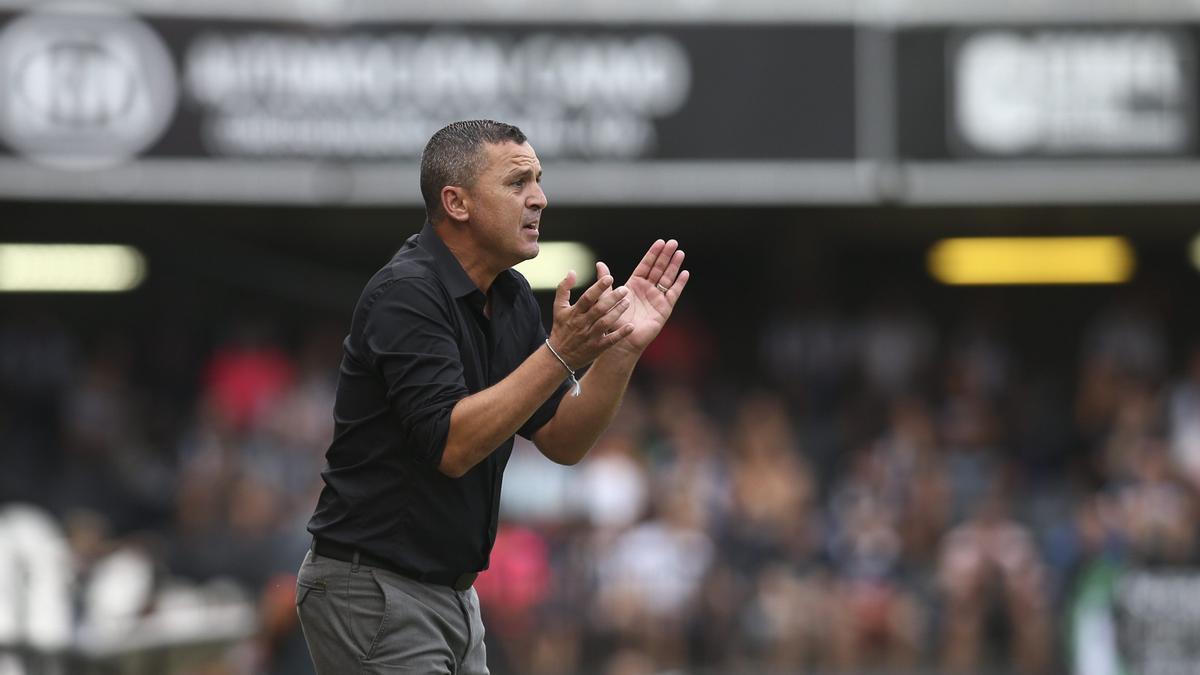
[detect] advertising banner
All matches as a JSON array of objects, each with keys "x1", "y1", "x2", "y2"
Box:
[
  {"x1": 897, "y1": 25, "x2": 1196, "y2": 160},
  {"x1": 893, "y1": 24, "x2": 1200, "y2": 204},
  {"x1": 0, "y1": 5, "x2": 861, "y2": 204}
]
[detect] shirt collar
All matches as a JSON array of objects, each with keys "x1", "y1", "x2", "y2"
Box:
[
  {"x1": 418, "y1": 221, "x2": 519, "y2": 300},
  {"x1": 418, "y1": 221, "x2": 480, "y2": 299}
]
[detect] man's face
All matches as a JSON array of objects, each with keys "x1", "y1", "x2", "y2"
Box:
[{"x1": 464, "y1": 141, "x2": 547, "y2": 269}]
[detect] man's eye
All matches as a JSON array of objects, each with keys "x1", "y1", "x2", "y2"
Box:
[{"x1": 512, "y1": 180, "x2": 525, "y2": 188}]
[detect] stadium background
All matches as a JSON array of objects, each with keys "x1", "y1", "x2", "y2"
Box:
[{"x1": 3, "y1": 1, "x2": 1200, "y2": 673}]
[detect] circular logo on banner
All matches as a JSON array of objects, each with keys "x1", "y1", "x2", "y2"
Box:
[{"x1": 0, "y1": 5, "x2": 177, "y2": 169}]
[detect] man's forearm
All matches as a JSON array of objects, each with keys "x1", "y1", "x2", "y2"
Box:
[
  {"x1": 439, "y1": 344, "x2": 569, "y2": 477},
  {"x1": 532, "y1": 347, "x2": 640, "y2": 465}
]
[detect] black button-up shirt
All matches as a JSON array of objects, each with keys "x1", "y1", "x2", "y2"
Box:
[{"x1": 308, "y1": 222, "x2": 568, "y2": 574}]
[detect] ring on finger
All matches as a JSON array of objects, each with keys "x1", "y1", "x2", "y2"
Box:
[{"x1": 655, "y1": 282, "x2": 670, "y2": 294}]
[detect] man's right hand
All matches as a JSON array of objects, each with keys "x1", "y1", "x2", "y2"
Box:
[{"x1": 547, "y1": 263, "x2": 635, "y2": 370}]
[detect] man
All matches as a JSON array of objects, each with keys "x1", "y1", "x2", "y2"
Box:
[{"x1": 295, "y1": 120, "x2": 689, "y2": 674}]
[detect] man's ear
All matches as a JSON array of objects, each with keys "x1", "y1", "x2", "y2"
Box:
[{"x1": 442, "y1": 186, "x2": 470, "y2": 223}]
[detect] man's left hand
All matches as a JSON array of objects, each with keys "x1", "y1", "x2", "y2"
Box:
[{"x1": 600, "y1": 238, "x2": 689, "y2": 356}]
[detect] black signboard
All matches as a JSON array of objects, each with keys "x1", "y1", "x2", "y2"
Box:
[
  {"x1": 0, "y1": 7, "x2": 858, "y2": 169},
  {"x1": 12, "y1": 5, "x2": 1200, "y2": 205},
  {"x1": 897, "y1": 25, "x2": 1198, "y2": 160}
]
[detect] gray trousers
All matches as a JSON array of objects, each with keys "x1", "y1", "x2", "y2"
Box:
[{"x1": 295, "y1": 549, "x2": 489, "y2": 674}]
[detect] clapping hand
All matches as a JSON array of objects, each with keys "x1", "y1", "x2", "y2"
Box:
[
  {"x1": 547, "y1": 239, "x2": 689, "y2": 367},
  {"x1": 604, "y1": 238, "x2": 689, "y2": 356}
]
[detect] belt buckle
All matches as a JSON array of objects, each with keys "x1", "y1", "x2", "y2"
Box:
[{"x1": 452, "y1": 572, "x2": 477, "y2": 591}]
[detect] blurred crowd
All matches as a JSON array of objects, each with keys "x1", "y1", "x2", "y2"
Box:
[{"x1": 2, "y1": 296, "x2": 1199, "y2": 674}]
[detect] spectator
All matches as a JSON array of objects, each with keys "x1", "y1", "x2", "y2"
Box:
[
  {"x1": 937, "y1": 484, "x2": 1051, "y2": 674},
  {"x1": 594, "y1": 487, "x2": 714, "y2": 671},
  {"x1": 827, "y1": 447, "x2": 924, "y2": 671},
  {"x1": 10, "y1": 294, "x2": 1200, "y2": 674}
]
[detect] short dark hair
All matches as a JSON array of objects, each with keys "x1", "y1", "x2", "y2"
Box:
[{"x1": 420, "y1": 120, "x2": 527, "y2": 222}]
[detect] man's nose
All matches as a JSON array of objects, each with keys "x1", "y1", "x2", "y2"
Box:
[{"x1": 528, "y1": 183, "x2": 548, "y2": 210}]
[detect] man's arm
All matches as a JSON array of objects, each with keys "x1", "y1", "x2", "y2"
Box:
[
  {"x1": 438, "y1": 270, "x2": 631, "y2": 477},
  {"x1": 530, "y1": 346, "x2": 639, "y2": 465},
  {"x1": 533, "y1": 240, "x2": 689, "y2": 465}
]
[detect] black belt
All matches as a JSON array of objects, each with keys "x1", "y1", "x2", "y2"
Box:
[{"x1": 311, "y1": 538, "x2": 478, "y2": 592}]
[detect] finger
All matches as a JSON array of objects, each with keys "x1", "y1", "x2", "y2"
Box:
[
  {"x1": 572, "y1": 272, "x2": 613, "y2": 314},
  {"x1": 630, "y1": 240, "x2": 665, "y2": 280},
  {"x1": 555, "y1": 270, "x2": 576, "y2": 309},
  {"x1": 647, "y1": 239, "x2": 679, "y2": 285},
  {"x1": 591, "y1": 290, "x2": 631, "y2": 331},
  {"x1": 600, "y1": 323, "x2": 635, "y2": 348},
  {"x1": 665, "y1": 269, "x2": 690, "y2": 306},
  {"x1": 657, "y1": 249, "x2": 685, "y2": 288},
  {"x1": 586, "y1": 261, "x2": 617, "y2": 316},
  {"x1": 587, "y1": 285, "x2": 628, "y2": 323}
]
